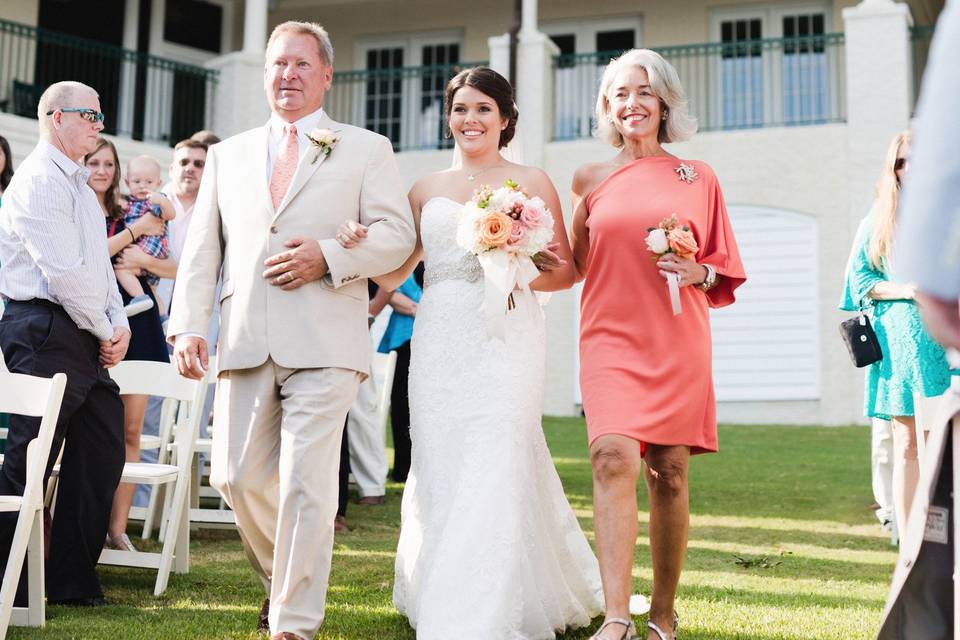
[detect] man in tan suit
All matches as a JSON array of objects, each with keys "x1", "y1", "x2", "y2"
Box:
[{"x1": 167, "y1": 21, "x2": 415, "y2": 640}]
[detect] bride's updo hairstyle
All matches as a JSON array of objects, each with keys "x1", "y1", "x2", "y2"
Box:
[{"x1": 444, "y1": 67, "x2": 519, "y2": 149}]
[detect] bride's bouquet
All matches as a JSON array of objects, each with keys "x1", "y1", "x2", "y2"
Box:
[{"x1": 456, "y1": 179, "x2": 554, "y2": 337}]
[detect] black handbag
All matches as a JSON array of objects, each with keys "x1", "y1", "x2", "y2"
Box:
[{"x1": 840, "y1": 312, "x2": 883, "y2": 367}]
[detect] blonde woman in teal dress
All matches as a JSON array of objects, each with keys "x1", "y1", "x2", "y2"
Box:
[{"x1": 841, "y1": 129, "x2": 951, "y2": 543}]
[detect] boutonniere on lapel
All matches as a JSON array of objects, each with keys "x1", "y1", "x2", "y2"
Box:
[
  {"x1": 675, "y1": 162, "x2": 699, "y2": 184},
  {"x1": 305, "y1": 128, "x2": 340, "y2": 164}
]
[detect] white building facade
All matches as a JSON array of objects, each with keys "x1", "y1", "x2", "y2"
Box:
[{"x1": 0, "y1": 0, "x2": 944, "y2": 424}]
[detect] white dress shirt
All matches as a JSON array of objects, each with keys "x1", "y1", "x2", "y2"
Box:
[
  {"x1": 0, "y1": 140, "x2": 128, "y2": 341},
  {"x1": 156, "y1": 185, "x2": 195, "y2": 311},
  {"x1": 266, "y1": 107, "x2": 328, "y2": 180},
  {"x1": 896, "y1": 0, "x2": 960, "y2": 299}
]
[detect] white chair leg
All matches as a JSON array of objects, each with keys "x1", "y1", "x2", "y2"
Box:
[
  {"x1": 26, "y1": 509, "x2": 44, "y2": 626},
  {"x1": 175, "y1": 487, "x2": 190, "y2": 574},
  {"x1": 0, "y1": 505, "x2": 40, "y2": 635},
  {"x1": 154, "y1": 476, "x2": 190, "y2": 596},
  {"x1": 142, "y1": 483, "x2": 165, "y2": 540}
]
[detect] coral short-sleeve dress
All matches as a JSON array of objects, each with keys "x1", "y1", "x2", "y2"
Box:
[{"x1": 579, "y1": 157, "x2": 746, "y2": 454}]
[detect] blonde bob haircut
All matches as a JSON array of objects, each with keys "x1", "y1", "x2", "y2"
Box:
[
  {"x1": 267, "y1": 20, "x2": 334, "y2": 66},
  {"x1": 594, "y1": 48, "x2": 697, "y2": 146}
]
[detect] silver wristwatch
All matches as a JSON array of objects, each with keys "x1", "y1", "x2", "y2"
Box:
[{"x1": 698, "y1": 264, "x2": 717, "y2": 291}]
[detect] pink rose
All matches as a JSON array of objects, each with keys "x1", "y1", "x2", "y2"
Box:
[
  {"x1": 508, "y1": 220, "x2": 526, "y2": 245},
  {"x1": 520, "y1": 201, "x2": 545, "y2": 228}
]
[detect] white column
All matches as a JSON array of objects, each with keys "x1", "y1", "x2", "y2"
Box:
[
  {"x1": 516, "y1": 32, "x2": 559, "y2": 168},
  {"x1": 243, "y1": 0, "x2": 269, "y2": 54},
  {"x1": 206, "y1": 52, "x2": 269, "y2": 137},
  {"x1": 487, "y1": 34, "x2": 511, "y2": 79},
  {"x1": 122, "y1": 0, "x2": 138, "y2": 50},
  {"x1": 521, "y1": 0, "x2": 538, "y2": 36},
  {"x1": 117, "y1": 0, "x2": 140, "y2": 136},
  {"x1": 842, "y1": 0, "x2": 913, "y2": 220},
  {"x1": 221, "y1": 0, "x2": 236, "y2": 53},
  {"x1": 487, "y1": 27, "x2": 557, "y2": 167}
]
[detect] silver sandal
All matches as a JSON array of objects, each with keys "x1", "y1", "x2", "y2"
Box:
[
  {"x1": 646, "y1": 611, "x2": 679, "y2": 640},
  {"x1": 591, "y1": 617, "x2": 637, "y2": 640}
]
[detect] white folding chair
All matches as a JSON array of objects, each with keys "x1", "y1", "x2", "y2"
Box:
[
  {"x1": 95, "y1": 361, "x2": 208, "y2": 596},
  {"x1": 138, "y1": 396, "x2": 180, "y2": 539},
  {"x1": 0, "y1": 371, "x2": 67, "y2": 637},
  {"x1": 172, "y1": 358, "x2": 237, "y2": 532}
]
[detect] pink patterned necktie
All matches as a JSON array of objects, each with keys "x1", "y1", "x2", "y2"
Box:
[{"x1": 269, "y1": 123, "x2": 298, "y2": 210}]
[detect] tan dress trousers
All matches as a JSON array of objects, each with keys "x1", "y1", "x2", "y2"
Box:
[{"x1": 209, "y1": 358, "x2": 361, "y2": 639}]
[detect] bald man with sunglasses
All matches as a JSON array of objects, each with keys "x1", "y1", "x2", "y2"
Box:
[{"x1": 0, "y1": 80, "x2": 128, "y2": 606}]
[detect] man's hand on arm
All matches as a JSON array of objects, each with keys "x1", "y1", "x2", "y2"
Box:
[
  {"x1": 99, "y1": 327, "x2": 131, "y2": 368},
  {"x1": 173, "y1": 335, "x2": 209, "y2": 380},
  {"x1": 263, "y1": 237, "x2": 328, "y2": 291}
]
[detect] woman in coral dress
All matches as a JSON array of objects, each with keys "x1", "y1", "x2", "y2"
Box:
[{"x1": 570, "y1": 50, "x2": 745, "y2": 640}]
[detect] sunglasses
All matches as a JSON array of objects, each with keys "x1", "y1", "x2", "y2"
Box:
[
  {"x1": 894, "y1": 157, "x2": 909, "y2": 171},
  {"x1": 46, "y1": 108, "x2": 105, "y2": 124},
  {"x1": 177, "y1": 158, "x2": 205, "y2": 169}
]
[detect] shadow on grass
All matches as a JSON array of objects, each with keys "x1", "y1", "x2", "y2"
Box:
[{"x1": 687, "y1": 523, "x2": 894, "y2": 549}]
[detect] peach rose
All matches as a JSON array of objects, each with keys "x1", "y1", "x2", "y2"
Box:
[
  {"x1": 477, "y1": 210, "x2": 513, "y2": 248},
  {"x1": 667, "y1": 226, "x2": 698, "y2": 259}
]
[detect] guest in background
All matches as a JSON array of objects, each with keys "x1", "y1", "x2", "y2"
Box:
[
  {"x1": 114, "y1": 156, "x2": 176, "y2": 315},
  {"x1": 0, "y1": 134, "x2": 13, "y2": 437},
  {"x1": 841, "y1": 216, "x2": 897, "y2": 535},
  {"x1": 190, "y1": 130, "x2": 220, "y2": 146},
  {"x1": 336, "y1": 281, "x2": 397, "y2": 529},
  {"x1": 344, "y1": 281, "x2": 394, "y2": 508},
  {"x1": 841, "y1": 129, "x2": 952, "y2": 547},
  {"x1": 134, "y1": 139, "x2": 211, "y2": 511},
  {"x1": 0, "y1": 135, "x2": 13, "y2": 197},
  {"x1": 85, "y1": 137, "x2": 173, "y2": 552},
  {"x1": 0, "y1": 81, "x2": 127, "y2": 605},
  {"x1": 378, "y1": 264, "x2": 423, "y2": 484},
  {"x1": 569, "y1": 49, "x2": 745, "y2": 640}
]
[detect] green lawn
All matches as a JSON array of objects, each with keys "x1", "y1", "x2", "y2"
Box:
[{"x1": 9, "y1": 420, "x2": 895, "y2": 639}]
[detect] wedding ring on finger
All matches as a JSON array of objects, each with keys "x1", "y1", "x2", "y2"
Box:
[{"x1": 286, "y1": 272, "x2": 295, "y2": 283}]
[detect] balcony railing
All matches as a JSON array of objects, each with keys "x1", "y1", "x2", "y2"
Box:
[
  {"x1": 910, "y1": 25, "x2": 935, "y2": 110},
  {"x1": 326, "y1": 61, "x2": 486, "y2": 152},
  {"x1": 0, "y1": 18, "x2": 217, "y2": 146},
  {"x1": 553, "y1": 33, "x2": 846, "y2": 141}
]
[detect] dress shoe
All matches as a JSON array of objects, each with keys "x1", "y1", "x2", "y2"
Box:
[
  {"x1": 357, "y1": 495, "x2": 385, "y2": 505},
  {"x1": 49, "y1": 596, "x2": 110, "y2": 607},
  {"x1": 258, "y1": 598, "x2": 270, "y2": 633},
  {"x1": 271, "y1": 633, "x2": 306, "y2": 640},
  {"x1": 334, "y1": 515, "x2": 350, "y2": 533}
]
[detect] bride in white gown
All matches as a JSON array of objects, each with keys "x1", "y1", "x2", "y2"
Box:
[{"x1": 336, "y1": 67, "x2": 603, "y2": 639}]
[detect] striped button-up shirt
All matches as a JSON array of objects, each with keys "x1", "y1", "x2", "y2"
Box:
[{"x1": 0, "y1": 140, "x2": 128, "y2": 341}]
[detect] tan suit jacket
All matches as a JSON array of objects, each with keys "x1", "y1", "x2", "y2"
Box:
[{"x1": 167, "y1": 113, "x2": 415, "y2": 374}]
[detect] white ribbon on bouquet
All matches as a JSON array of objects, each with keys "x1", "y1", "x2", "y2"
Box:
[
  {"x1": 478, "y1": 250, "x2": 540, "y2": 338},
  {"x1": 666, "y1": 272, "x2": 682, "y2": 316}
]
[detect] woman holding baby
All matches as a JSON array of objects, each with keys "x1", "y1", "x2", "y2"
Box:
[{"x1": 84, "y1": 136, "x2": 173, "y2": 551}]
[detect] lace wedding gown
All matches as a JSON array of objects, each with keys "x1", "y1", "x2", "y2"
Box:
[{"x1": 393, "y1": 197, "x2": 604, "y2": 639}]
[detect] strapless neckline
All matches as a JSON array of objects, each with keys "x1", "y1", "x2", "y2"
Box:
[{"x1": 422, "y1": 195, "x2": 464, "y2": 210}]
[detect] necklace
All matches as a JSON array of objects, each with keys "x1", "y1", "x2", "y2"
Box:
[{"x1": 465, "y1": 162, "x2": 503, "y2": 181}]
